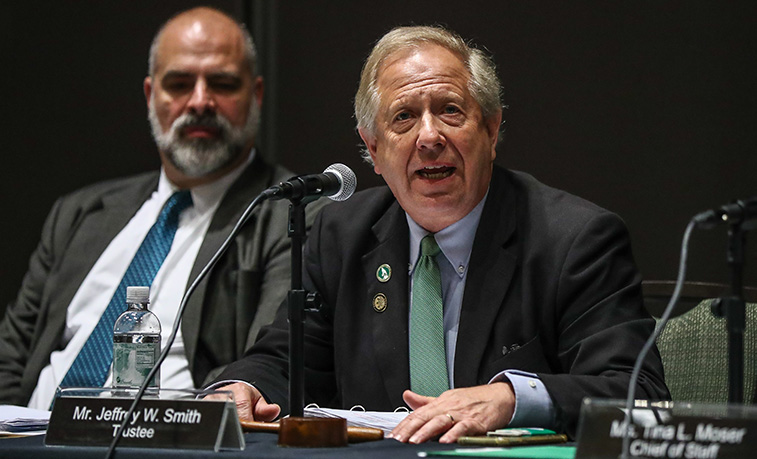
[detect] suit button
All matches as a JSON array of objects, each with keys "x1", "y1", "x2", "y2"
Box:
[{"x1": 373, "y1": 293, "x2": 388, "y2": 313}]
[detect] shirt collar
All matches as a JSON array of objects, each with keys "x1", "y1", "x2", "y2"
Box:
[
  {"x1": 158, "y1": 148, "x2": 256, "y2": 214},
  {"x1": 406, "y1": 188, "x2": 489, "y2": 278}
]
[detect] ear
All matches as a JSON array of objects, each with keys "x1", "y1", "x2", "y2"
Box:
[
  {"x1": 252, "y1": 75, "x2": 264, "y2": 107},
  {"x1": 143, "y1": 76, "x2": 153, "y2": 110},
  {"x1": 358, "y1": 127, "x2": 381, "y2": 174},
  {"x1": 485, "y1": 110, "x2": 502, "y2": 161}
]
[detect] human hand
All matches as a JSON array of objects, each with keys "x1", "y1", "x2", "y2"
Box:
[
  {"x1": 207, "y1": 382, "x2": 281, "y2": 422},
  {"x1": 389, "y1": 382, "x2": 515, "y2": 444}
]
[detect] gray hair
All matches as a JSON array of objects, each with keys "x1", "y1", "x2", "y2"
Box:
[
  {"x1": 147, "y1": 8, "x2": 258, "y2": 79},
  {"x1": 354, "y1": 25, "x2": 502, "y2": 164}
]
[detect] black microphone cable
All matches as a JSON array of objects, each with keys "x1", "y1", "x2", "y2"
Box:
[
  {"x1": 104, "y1": 191, "x2": 269, "y2": 459},
  {"x1": 620, "y1": 217, "x2": 696, "y2": 459}
]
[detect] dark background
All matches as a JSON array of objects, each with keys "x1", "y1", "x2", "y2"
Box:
[{"x1": 2, "y1": 1, "x2": 755, "y2": 318}]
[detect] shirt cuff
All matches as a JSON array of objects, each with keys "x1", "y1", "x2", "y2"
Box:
[
  {"x1": 205, "y1": 379, "x2": 277, "y2": 405},
  {"x1": 488, "y1": 370, "x2": 556, "y2": 428},
  {"x1": 204, "y1": 379, "x2": 255, "y2": 391}
]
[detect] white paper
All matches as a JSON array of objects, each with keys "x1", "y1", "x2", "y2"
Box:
[
  {"x1": 304, "y1": 406, "x2": 409, "y2": 434},
  {"x1": 0, "y1": 405, "x2": 50, "y2": 435}
]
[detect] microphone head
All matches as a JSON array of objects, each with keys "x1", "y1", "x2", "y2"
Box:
[{"x1": 323, "y1": 163, "x2": 357, "y2": 202}]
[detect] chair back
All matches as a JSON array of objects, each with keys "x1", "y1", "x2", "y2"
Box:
[
  {"x1": 655, "y1": 299, "x2": 757, "y2": 403},
  {"x1": 643, "y1": 280, "x2": 757, "y2": 404}
]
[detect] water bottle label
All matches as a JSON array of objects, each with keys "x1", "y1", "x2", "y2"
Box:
[{"x1": 113, "y1": 341, "x2": 160, "y2": 388}]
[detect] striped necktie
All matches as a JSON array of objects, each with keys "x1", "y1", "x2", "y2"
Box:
[{"x1": 60, "y1": 190, "x2": 192, "y2": 388}]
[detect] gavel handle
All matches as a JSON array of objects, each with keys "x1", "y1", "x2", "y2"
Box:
[{"x1": 239, "y1": 419, "x2": 385, "y2": 443}]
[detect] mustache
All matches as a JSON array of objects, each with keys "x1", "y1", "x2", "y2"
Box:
[{"x1": 174, "y1": 112, "x2": 230, "y2": 135}]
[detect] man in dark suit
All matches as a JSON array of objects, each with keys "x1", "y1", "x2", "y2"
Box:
[
  {"x1": 214, "y1": 25, "x2": 669, "y2": 442},
  {"x1": 0, "y1": 7, "x2": 321, "y2": 409}
]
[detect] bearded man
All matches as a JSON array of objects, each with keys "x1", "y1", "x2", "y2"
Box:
[{"x1": 0, "y1": 7, "x2": 323, "y2": 409}]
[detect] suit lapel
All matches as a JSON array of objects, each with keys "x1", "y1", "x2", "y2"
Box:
[
  {"x1": 43, "y1": 175, "x2": 157, "y2": 356},
  {"x1": 182, "y1": 155, "x2": 276, "y2": 369},
  {"x1": 454, "y1": 168, "x2": 518, "y2": 388},
  {"x1": 362, "y1": 200, "x2": 411, "y2": 408}
]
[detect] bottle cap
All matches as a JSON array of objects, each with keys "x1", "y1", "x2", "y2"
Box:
[{"x1": 126, "y1": 286, "x2": 150, "y2": 304}]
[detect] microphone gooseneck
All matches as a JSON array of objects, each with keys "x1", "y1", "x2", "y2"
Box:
[{"x1": 621, "y1": 218, "x2": 695, "y2": 459}]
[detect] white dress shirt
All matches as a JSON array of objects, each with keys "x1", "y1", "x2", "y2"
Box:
[{"x1": 28, "y1": 151, "x2": 254, "y2": 410}]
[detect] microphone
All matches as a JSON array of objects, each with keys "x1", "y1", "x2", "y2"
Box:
[
  {"x1": 693, "y1": 197, "x2": 757, "y2": 229},
  {"x1": 263, "y1": 163, "x2": 357, "y2": 202}
]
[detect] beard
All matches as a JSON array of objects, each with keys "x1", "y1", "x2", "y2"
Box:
[{"x1": 148, "y1": 98, "x2": 260, "y2": 177}]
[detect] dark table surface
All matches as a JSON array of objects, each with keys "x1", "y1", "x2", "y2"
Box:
[{"x1": 0, "y1": 431, "x2": 462, "y2": 458}]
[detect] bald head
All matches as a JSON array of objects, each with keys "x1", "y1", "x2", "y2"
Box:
[{"x1": 148, "y1": 7, "x2": 257, "y2": 79}]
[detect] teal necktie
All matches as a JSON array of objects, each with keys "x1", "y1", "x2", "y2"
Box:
[
  {"x1": 60, "y1": 190, "x2": 192, "y2": 388},
  {"x1": 410, "y1": 235, "x2": 450, "y2": 397}
]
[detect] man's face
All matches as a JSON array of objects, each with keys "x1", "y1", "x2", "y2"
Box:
[
  {"x1": 144, "y1": 17, "x2": 263, "y2": 185},
  {"x1": 359, "y1": 45, "x2": 500, "y2": 232}
]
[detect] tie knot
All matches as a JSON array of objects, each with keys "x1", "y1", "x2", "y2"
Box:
[
  {"x1": 420, "y1": 235, "x2": 441, "y2": 258},
  {"x1": 159, "y1": 190, "x2": 193, "y2": 225}
]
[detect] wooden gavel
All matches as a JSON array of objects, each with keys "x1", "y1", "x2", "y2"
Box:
[{"x1": 239, "y1": 419, "x2": 385, "y2": 443}]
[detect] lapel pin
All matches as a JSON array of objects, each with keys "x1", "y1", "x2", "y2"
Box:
[
  {"x1": 373, "y1": 293, "x2": 388, "y2": 313},
  {"x1": 376, "y1": 264, "x2": 392, "y2": 283}
]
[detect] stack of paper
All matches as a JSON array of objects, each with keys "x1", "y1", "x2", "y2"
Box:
[
  {"x1": 0, "y1": 405, "x2": 50, "y2": 436},
  {"x1": 419, "y1": 445, "x2": 577, "y2": 458},
  {"x1": 304, "y1": 406, "x2": 409, "y2": 434}
]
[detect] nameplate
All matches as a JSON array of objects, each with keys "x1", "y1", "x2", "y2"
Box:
[
  {"x1": 45, "y1": 394, "x2": 243, "y2": 451},
  {"x1": 575, "y1": 399, "x2": 757, "y2": 458}
]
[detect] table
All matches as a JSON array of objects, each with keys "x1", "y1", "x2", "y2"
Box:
[{"x1": 0, "y1": 431, "x2": 460, "y2": 458}]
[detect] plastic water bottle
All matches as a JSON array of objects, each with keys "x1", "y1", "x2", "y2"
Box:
[{"x1": 112, "y1": 286, "x2": 161, "y2": 391}]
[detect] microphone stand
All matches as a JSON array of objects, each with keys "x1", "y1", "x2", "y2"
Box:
[
  {"x1": 287, "y1": 197, "x2": 308, "y2": 418},
  {"x1": 280, "y1": 196, "x2": 347, "y2": 447},
  {"x1": 712, "y1": 222, "x2": 748, "y2": 404}
]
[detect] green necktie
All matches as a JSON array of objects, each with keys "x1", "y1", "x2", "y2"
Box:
[{"x1": 410, "y1": 235, "x2": 449, "y2": 397}]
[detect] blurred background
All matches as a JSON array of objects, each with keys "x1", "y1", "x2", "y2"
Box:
[{"x1": 2, "y1": 1, "x2": 755, "y2": 317}]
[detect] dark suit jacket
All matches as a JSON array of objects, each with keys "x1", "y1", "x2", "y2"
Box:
[
  {"x1": 0, "y1": 155, "x2": 324, "y2": 406},
  {"x1": 216, "y1": 165, "x2": 669, "y2": 436}
]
